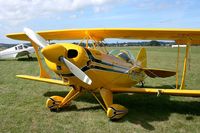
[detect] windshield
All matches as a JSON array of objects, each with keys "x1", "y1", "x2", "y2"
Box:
[
  {"x1": 23, "y1": 44, "x2": 28, "y2": 48},
  {"x1": 18, "y1": 45, "x2": 23, "y2": 50},
  {"x1": 109, "y1": 49, "x2": 135, "y2": 63}
]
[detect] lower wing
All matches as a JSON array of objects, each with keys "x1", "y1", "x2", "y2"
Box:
[
  {"x1": 16, "y1": 75, "x2": 69, "y2": 86},
  {"x1": 110, "y1": 87, "x2": 200, "y2": 97}
]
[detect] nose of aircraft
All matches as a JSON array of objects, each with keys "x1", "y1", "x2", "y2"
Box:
[
  {"x1": 41, "y1": 44, "x2": 66, "y2": 63},
  {"x1": 41, "y1": 43, "x2": 92, "y2": 85}
]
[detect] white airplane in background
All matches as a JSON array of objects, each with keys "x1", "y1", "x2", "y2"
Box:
[{"x1": 0, "y1": 44, "x2": 35, "y2": 60}]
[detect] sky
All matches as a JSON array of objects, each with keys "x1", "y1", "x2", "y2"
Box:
[{"x1": 1, "y1": 0, "x2": 200, "y2": 43}]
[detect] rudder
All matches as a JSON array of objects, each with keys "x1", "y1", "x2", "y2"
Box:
[{"x1": 136, "y1": 47, "x2": 147, "y2": 68}]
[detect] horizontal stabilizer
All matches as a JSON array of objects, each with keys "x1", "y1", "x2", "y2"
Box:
[
  {"x1": 16, "y1": 75, "x2": 69, "y2": 86},
  {"x1": 142, "y1": 68, "x2": 176, "y2": 78}
]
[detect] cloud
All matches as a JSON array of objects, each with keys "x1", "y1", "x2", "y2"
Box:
[
  {"x1": 131, "y1": 0, "x2": 192, "y2": 11},
  {"x1": 1, "y1": 0, "x2": 193, "y2": 26},
  {"x1": 0, "y1": 0, "x2": 117, "y2": 25}
]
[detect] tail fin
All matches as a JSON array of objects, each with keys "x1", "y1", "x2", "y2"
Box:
[
  {"x1": 134, "y1": 48, "x2": 176, "y2": 78},
  {"x1": 136, "y1": 47, "x2": 147, "y2": 68}
]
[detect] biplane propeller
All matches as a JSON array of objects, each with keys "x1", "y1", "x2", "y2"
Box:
[
  {"x1": 24, "y1": 28, "x2": 92, "y2": 85},
  {"x1": 6, "y1": 27, "x2": 200, "y2": 119}
]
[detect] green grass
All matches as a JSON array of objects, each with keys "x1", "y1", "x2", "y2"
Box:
[{"x1": 1, "y1": 46, "x2": 200, "y2": 133}]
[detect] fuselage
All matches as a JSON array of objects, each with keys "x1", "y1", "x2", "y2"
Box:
[
  {"x1": 0, "y1": 44, "x2": 34, "y2": 59},
  {"x1": 42, "y1": 43, "x2": 145, "y2": 90}
]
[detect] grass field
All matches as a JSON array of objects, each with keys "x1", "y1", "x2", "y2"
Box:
[{"x1": 0, "y1": 46, "x2": 200, "y2": 133}]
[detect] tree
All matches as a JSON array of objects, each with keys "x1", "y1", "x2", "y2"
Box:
[{"x1": 149, "y1": 40, "x2": 160, "y2": 46}]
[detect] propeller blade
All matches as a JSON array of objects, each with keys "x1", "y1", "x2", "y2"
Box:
[
  {"x1": 60, "y1": 57, "x2": 92, "y2": 85},
  {"x1": 24, "y1": 27, "x2": 48, "y2": 48}
]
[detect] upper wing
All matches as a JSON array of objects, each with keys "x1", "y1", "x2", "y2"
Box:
[
  {"x1": 6, "y1": 28, "x2": 200, "y2": 44},
  {"x1": 16, "y1": 75, "x2": 69, "y2": 86}
]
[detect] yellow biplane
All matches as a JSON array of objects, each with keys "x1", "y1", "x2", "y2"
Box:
[{"x1": 6, "y1": 28, "x2": 200, "y2": 119}]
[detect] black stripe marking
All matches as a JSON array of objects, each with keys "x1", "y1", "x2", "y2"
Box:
[
  {"x1": 60, "y1": 65, "x2": 127, "y2": 77},
  {"x1": 49, "y1": 97, "x2": 55, "y2": 102},
  {"x1": 92, "y1": 66, "x2": 127, "y2": 74},
  {"x1": 84, "y1": 48, "x2": 129, "y2": 70},
  {"x1": 110, "y1": 107, "x2": 128, "y2": 119},
  {"x1": 58, "y1": 48, "x2": 129, "y2": 78}
]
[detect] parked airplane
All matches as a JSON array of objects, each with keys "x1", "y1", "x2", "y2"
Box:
[
  {"x1": 6, "y1": 28, "x2": 200, "y2": 119},
  {"x1": 0, "y1": 44, "x2": 35, "y2": 60}
]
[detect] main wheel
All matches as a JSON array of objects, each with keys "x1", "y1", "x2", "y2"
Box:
[
  {"x1": 107, "y1": 104, "x2": 128, "y2": 120},
  {"x1": 46, "y1": 96, "x2": 64, "y2": 112}
]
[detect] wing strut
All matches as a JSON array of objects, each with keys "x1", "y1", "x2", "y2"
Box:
[
  {"x1": 175, "y1": 40, "x2": 191, "y2": 89},
  {"x1": 31, "y1": 41, "x2": 50, "y2": 78},
  {"x1": 180, "y1": 42, "x2": 190, "y2": 89},
  {"x1": 175, "y1": 45, "x2": 180, "y2": 89}
]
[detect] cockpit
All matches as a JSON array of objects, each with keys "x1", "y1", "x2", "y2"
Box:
[
  {"x1": 109, "y1": 49, "x2": 135, "y2": 64},
  {"x1": 15, "y1": 44, "x2": 29, "y2": 50}
]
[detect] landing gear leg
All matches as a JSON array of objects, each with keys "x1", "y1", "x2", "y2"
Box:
[
  {"x1": 99, "y1": 88, "x2": 128, "y2": 120},
  {"x1": 46, "y1": 87, "x2": 81, "y2": 111},
  {"x1": 140, "y1": 81, "x2": 145, "y2": 87},
  {"x1": 27, "y1": 54, "x2": 32, "y2": 60}
]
